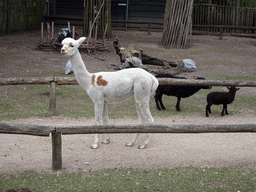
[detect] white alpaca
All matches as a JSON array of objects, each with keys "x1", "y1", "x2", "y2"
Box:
[{"x1": 61, "y1": 37, "x2": 159, "y2": 149}]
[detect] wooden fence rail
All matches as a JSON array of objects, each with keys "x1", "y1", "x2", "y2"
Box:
[
  {"x1": 1, "y1": 122, "x2": 256, "y2": 170},
  {"x1": 1, "y1": 76, "x2": 256, "y2": 116},
  {"x1": 1, "y1": 76, "x2": 256, "y2": 86},
  {"x1": 112, "y1": 20, "x2": 256, "y2": 37}
]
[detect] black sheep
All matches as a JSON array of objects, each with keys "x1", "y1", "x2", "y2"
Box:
[
  {"x1": 155, "y1": 73, "x2": 212, "y2": 111},
  {"x1": 206, "y1": 86, "x2": 240, "y2": 117}
]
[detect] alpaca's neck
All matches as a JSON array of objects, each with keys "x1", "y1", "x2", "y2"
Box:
[{"x1": 69, "y1": 51, "x2": 91, "y2": 90}]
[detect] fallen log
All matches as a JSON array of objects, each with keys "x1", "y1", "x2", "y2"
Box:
[
  {"x1": 113, "y1": 39, "x2": 186, "y2": 74},
  {"x1": 140, "y1": 49, "x2": 177, "y2": 68}
]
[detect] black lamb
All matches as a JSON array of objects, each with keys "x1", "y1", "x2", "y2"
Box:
[
  {"x1": 206, "y1": 86, "x2": 240, "y2": 117},
  {"x1": 155, "y1": 73, "x2": 212, "y2": 111}
]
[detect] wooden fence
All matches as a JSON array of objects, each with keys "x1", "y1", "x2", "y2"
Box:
[
  {"x1": 193, "y1": 4, "x2": 256, "y2": 34},
  {"x1": 1, "y1": 76, "x2": 256, "y2": 170},
  {"x1": 1, "y1": 76, "x2": 256, "y2": 117},
  {"x1": 1, "y1": 122, "x2": 256, "y2": 170}
]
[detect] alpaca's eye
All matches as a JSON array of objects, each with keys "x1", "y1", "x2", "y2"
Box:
[{"x1": 70, "y1": 45, "x2": 74, "y2": 47}]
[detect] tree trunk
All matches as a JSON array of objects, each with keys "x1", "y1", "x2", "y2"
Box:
[{"x1": 162, "y1": 0, "x2": 194, "y2": 49}]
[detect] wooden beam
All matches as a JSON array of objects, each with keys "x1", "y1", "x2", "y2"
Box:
[
  {"x1": 0, "y1": 77, "x2": 54, "y2": 85},
  {"x1": 56, "y1": 124, "x2": 256, "y2": 134},
  {"x1": 1, "y1": 122, "x2": 255, "y2": 135},
  {"x1": 0, "y1": 122, "x2": 54, "y2": 136}
]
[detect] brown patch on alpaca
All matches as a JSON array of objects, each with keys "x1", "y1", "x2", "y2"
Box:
[
  {"x1": 97, "y1": 75, "x2": 108, "y2": 86},
  {"x1": 91, "y1": 74, "x2": 96, "y2": 85}
]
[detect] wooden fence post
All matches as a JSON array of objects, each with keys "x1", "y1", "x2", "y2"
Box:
[
  {"x1": 52, "y1": 131, "x2": 62, "y2": 170},
  {"x1": 47, "y1": 23, "x2": 50, "y2": 42},
  {"x1": 41, "y1": 22, "x2": 44, "y2": 41},
  {"x1": 52, "y1": 21, "x2": 54, "y2": 39},
  {"x1": 219, "y1": 27, "x2": 223, "y2": 40},
  {"x1": 147, "y1": 22, "x2": 151, "y2": 35},
  {"x1": 49, "y1": 81, "x2": 57, "y2": 116}
]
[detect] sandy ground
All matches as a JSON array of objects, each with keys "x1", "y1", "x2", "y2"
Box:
[
  {"x1": 0, "y1": 29, "x2": 256, "y2": 174},
  {"x1": 1, "y1": 111, "x2": 256, "y2": 174}
]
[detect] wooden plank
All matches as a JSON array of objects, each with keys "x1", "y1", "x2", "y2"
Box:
[
  {"x1": 0, "y1": 77, "x2": 54, "y2": 85},
  {"x1": 0, "y1": 122, "x2": 54, "y2": 136},
  {"x1": 56, "y1": 124, "x2": 256, "y2": 134}
]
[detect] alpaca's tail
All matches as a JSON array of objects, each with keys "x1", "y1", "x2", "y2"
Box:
[{"x1": 150, "y1": 75, "x2": 159, "y2": 95}]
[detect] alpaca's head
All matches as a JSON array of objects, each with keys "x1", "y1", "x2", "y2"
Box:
[{"x1": 61, "y1": 37, "x2": 86, "y2": 56}]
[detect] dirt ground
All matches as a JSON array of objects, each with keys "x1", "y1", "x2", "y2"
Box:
[{"x1": 0, "y1": 29, "x2": 256, "y2": 174}]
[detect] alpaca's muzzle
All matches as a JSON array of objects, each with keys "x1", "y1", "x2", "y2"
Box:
[{"x1": 61, "y1": 48, "x2": 67, "y2": 56}]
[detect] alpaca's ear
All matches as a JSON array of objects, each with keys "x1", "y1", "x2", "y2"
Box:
[{"x1": 77, "y1": 37, "x2": 86, "y2": 46}]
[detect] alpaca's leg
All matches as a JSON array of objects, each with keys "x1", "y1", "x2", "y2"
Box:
[
  {"x1": 126, "y1": 110, "x2": 141, "y2": 147},
  {"x1": 91, "y1": 134, "x2": 99, "y2": 149},
  {"x1": 137, "y1": 100, "x2": 153, "y2": 149},
  {"x1": 130, "y1": 100, "x2": 152, "y2": 149},
  {"x1": 134, "y1": 84, "x2": 154, "y2": 149},
  {"x1": 91, "y1": 102, "x2": 104, "y2": 149},
  {"x1": 102, "y1": 101, "x2": 110, "y2": 144},
  {"x1": 126, "y1": 133, "x2": 139, "y2": 147},
  {"x1": 139, "y1": 133, "x2": 150, "y2": 149},
  {"x1": 125, "y1": 99, "x2": 142, "y2": 147}
]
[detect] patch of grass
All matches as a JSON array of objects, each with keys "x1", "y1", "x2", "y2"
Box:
[
  {"x1": 1, "y1": 84, "x2": 255, "y2": 121},
  {"x1": 198, "y1": 60, "x2": 239, "y2": 66},
  {"x1": 216, "y1": 74, "x2": 256, "y2": 81},
  {"x1": 1, "y1": 167, "x2": 256, "y2": 191},
  {"x1": 0, "y1": 85, "x2": 50, "y2": 120},
  {"x1": 232, "y1": 95, "x2": 256, "y2": 113}
]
